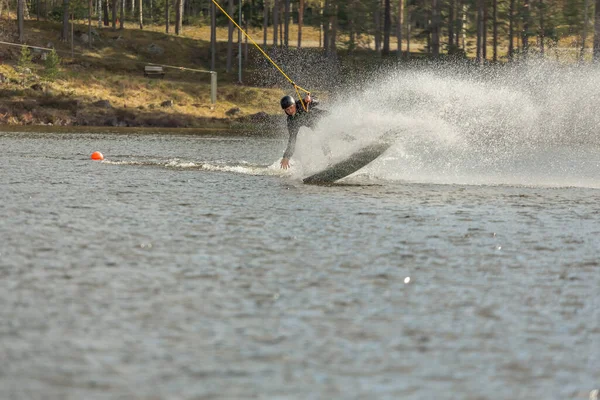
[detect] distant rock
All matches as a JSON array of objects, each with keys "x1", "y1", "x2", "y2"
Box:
[
  {"x1": 30, "y1": 83, "x2": 44, "y2": 91},
  {"x1": 0, "y1": 73, "x2": 6, "y2": 83},
  {"x1": 93, "y1": 100, "x2": 112, "y2": 108},
  {"x1": 160, "y1": 100, "x2": 174, "y2": 108},
  {"x1": 46, "y1": 42, "x2": 54, "y2": 49},
  {"x1": 147, "y1": 44, "x2": 164, "y2": 55},
  {"x1": 105, "y1": 117, "x2": 118, "y2": 126},
  {"x1": 80, "y1": 33, "x2": 90, "y2": 43},
  {"x1": 247, "y1": 111, "x2": 269, "y2": 122},
  {"x1": 225, "y1": 107, "x2": 241, "y2": 117}
]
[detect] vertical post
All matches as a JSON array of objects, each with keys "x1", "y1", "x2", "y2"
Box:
[
  {"x1": 211, "y1": 71, "x2": 217, "y2": 105},
  {"x1": 238, "y1": 0, "x2": 242, "y2": 83}
]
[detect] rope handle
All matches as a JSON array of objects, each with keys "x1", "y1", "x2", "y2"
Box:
[{"x1": 292, "y1": 82, "x2": 311, "y2": 112}]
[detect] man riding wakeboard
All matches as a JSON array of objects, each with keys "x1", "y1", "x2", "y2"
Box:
[{"x1": 279, "y1": 94, "x2": 328, "y2": 169}]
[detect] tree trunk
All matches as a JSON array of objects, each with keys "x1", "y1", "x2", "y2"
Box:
[
  {"x1": 226, "y1": 0, "x2": 233, "y2": 72},
  {"x1": 263, "y1": 0, "x2": 268, "y2": 45},
  {"x1": 382, "y1": 0, "x2": 391, "y2": 55},
  {"x1": 455, "y1": 0, "x2": 461, "y2": 48},
  {"x1": 284, "y1": 0, "x2": 289, "y2": 47},
  {"x1": 120, "y1": 0, "x2": 124, "y2": 29},
  {"x1": 211, "y1": 0, "x2": 216, "y2": 70},
  {"x1": 431, "y1": 0, "x2": 440, "y2": 56},
  {"x1": 17, "y1": 0, "x2": 24, "y2": 42},
  {"x1": 23, "y1": 0, "x2": 29, "y2": 19},
  {"x1": 476, "y1": 0, "x2": 483, "y2": 63},
  {"x1": 165, "y1": 0, "x2": 169, "y2": 33},
  {"x1": 175, "y1": 0, "x2": 183, "y2": 34},
  {"x1": 103, "y1": 0, "x2": 109, "y2": 26},
  {"x1": 397, "y1": 0, "x2": 403, "y2": 57},
  {"x1": 138, "y1": 0, "x2": 143, "y2": 29},
  {"x1": 581, "y1": 0, "x2": 590, "y2": 60},
  {"x1": 538, "y1": 0, "x2": 544, "y2": 55},
  {"x1": 374, "y1": 0, "x2": 381, "y2": 52},
  {"x1": 522, "y1": 0, "x2": 529, "y2": 54},
  {"x1": 492, "y1": 0, "x2": 497, "y2": 61},
  {"x1": 297, "y1": 0, "x2": 304, "y2": 48},
  {"x1": 461, "y1": 2, "x2": 467, "y2": 48},
  {"x1": 272, "y1": 0, "x2": 278, "y2": 47},
  {"x1": 319, "y1": 0, "x2": 322, "y2": 48},
  {"x1": 482, "y1": 0, "x2": 487, "y2": 60},
  {"x1": 112, "y1": 0, "x2": 117, "y2": 30},
  {"x1": 448, "y1": 0, "x2": 454, "y2": 49},
  {"x1": 279, "y1": 6, "x2": 283, "y2": 46},
  {"x1": 406, "y1": 6, "x2": 410, "y2": 58},
  {"x1": 508, "y1": 0, "x2": 514, "y2": 59},
  {"x1": 329, "y1": 2, "x2": 337, "y2": 56},
  {"x1": 593, "y1": 0, "x2": 600, "y2": 61},
  {"x1": 347, "y1": 0, "x2": 355, "y2": 53},
  {"x1": 89, "y1": 0, "x2": 92, "y2": 46},
  {"x1": 62, "y1": 0, "x2": 70, "y2": 40},
  {"x1": 323, "y1": 0, "x2": 329, "y2": 53}
]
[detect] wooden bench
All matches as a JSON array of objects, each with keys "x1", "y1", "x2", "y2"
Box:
[{"x1": 144, "y1": 65, "x2": 165, "y2": 78}]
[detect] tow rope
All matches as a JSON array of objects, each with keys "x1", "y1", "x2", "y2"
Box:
[{"x1": 210, "y1": 0, "x2": 311, "y2": 111}]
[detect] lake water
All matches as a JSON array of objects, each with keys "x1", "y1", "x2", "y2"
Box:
[{"x1": 1, "y1": 129, "x2": 599, "y2": 400}]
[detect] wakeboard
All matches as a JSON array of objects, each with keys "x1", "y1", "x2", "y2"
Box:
[{"x1": 303, "y1": 140, "x2": 393, "y2": 185}]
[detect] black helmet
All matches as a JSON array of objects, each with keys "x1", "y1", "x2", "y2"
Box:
[{"x1": 280, "y1": 95, "x2": 295, "y2": 109}]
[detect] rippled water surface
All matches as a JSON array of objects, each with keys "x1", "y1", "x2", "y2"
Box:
[{"x1": 1, "y1": 130, "x2": 599, "y2": 400}]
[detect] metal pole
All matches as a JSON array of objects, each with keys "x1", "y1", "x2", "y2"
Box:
[
  {"x1": 211, "y1": 71, "x2": 217, "y2": 105},
  {"x1": 238, "y1": 0, "x2": 242, "y2": 83}
]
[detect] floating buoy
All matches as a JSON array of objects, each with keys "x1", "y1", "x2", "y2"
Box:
[{"x1": 91, "y1": 151, "x2": 104, "y2": 161}]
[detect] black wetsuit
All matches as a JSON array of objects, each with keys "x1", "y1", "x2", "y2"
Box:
[{"x1": 282, "y1": 100, "x2": 327, "y2": 160}]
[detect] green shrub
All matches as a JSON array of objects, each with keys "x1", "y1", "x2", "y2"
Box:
[
  {"x1": 17, "y1": 46, "x2": 33, "y2": 73},
  {"x1": 43, "y1": 49, "x2": 60, "y2": 81}
]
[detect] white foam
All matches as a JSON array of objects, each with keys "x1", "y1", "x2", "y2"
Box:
[{"x1": 289, "y1": 60, "x2": 600, "y2": 188}]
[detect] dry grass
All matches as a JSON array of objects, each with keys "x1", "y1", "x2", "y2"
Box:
[
  {"x1": 0, "y1": 18, "x2": 287, "y2": 127},
  {"x1": 0, "y1": 15, "x2": 589, "y2": 128}
]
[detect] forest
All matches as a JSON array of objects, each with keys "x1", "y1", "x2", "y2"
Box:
[{"x1": 5, "y1": 0, "x2": 600, "y2": 64}]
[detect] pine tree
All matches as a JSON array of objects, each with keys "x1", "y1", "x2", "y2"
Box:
[
  {"x1": 44, "y1": 49, "x2": 61, "y2": 82},
  {"x1": 17, "y1": 46, "x2": 33, "y2": 73}
]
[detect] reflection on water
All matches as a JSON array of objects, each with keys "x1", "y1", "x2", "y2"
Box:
[{"x1": 0, "y1": 130, "x2": 599, "y2": 400}]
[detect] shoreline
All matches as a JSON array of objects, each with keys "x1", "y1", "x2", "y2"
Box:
[{"x1": 0, "y1": 119, "x2": 284, "y2": 136}]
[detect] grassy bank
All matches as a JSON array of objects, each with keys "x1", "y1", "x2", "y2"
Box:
[
  {"x1": 0, "y1": 16, "x2": 585, "y2": 129},
  {"x1": 0, "y1": 18, "x2": 289, "y2": 129}
]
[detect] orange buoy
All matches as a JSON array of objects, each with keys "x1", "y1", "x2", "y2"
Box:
[{"x1": 91, "y1": 151, "x2": 104, "y2": 161}]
